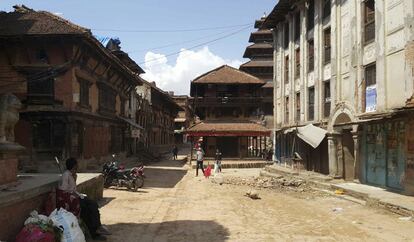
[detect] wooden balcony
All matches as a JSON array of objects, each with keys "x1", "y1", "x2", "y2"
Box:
[{"x1": 193, "y1": 96, "x2": 272, "y2": 107}]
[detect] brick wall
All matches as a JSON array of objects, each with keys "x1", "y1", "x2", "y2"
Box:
[
  {"x1": 0, "y1": 158, "x2": 18, "y2": 186},
  {"x1": 0, "y1": 192, "x2": 51, "y2": 241}
]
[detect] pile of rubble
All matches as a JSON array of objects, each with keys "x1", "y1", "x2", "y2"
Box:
[{"x1": 215, "y1": 175, "x2": 314, "y2": 193}]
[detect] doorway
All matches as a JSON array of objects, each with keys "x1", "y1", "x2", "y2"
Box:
[
  {"x1": 217, "y1": 137, "x2": 238, "y2": 158},
  {"x1": 342, "y1": 129, "x2": 355, "y2": 181}
]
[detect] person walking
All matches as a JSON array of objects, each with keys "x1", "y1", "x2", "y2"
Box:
[
  {"x1": 215, "y1": 148, "x2": 222, "y2": 173},
  {"x1": 172, "y1": 145, "x2": 178, "y2": 160},
  {"x1": 196, "y1": 147, "x2": 205, "y2": 176}
]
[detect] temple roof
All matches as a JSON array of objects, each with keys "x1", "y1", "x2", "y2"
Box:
[
  {"x1": 191, "y1": 65, "x2": 265, "y2": 85},
  {"x1": 243, "y1": 43, "x2": 273, "y2": 58},
  {"x1": 248, "y1": 29, "x2": 272, "y2": 42},
  {"x1": 240, "y1": 60, "x2": 273, "y2": 68}
]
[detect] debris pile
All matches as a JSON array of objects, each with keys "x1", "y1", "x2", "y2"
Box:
[{"x1": 218, "y1": 175, "x2": 313, "y2": 193}]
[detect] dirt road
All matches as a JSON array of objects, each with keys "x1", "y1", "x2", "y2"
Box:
[{"x1": 99, "y1": 159, "x2": 414, "y2": 242}]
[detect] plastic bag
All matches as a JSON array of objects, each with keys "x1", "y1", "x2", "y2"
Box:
[
  {"x1": 49, "y1": 208, "x2": 85, "y2": 242},
  {"x1": 24, "y1": 210, "x2": 51, "y2": 226}
]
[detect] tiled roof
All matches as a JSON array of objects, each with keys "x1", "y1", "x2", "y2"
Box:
[
  {"x1": 192, "y1": 65, "x2": 265, "y2": 85},
  {"x1": 0, "y1": 7, "x2": 89, "y2": 35},
  {"x1": 240, "y1": 60, "x2": 274, "y2": 68},
  {"x1": 248, "y1": 29, "x2": 273, "y2": 42}
]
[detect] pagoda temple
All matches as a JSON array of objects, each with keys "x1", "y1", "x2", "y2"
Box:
[{"x1": 240, "y1": 16, "x2": 274, "y2": 127}]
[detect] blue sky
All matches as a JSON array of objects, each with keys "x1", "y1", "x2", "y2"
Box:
[{"x1": 0, "y1": 0, "x2": 275, "y2": 94}]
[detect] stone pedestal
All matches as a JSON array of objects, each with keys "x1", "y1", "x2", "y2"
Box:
[{"x1": 0, "y1": 142, "x2": 24, "y2": 188}]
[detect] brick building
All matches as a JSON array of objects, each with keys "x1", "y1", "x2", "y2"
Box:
[
  {"x1": 136, "y1": 80, "x2": 182, "y2": 156},
  {"x1": 172, "y1": 95, "x2": 195, "y2": 144},
  {"x1": 187, "y1": 65, "x2": 271, "y2": 158},
  {"x1": 0, "y1": 6, "x2": 143, "y2": 170}
]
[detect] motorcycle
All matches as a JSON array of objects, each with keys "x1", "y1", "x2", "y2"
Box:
[{"x1": 102, "y1": 155, "x2": 145, "y2": 192}]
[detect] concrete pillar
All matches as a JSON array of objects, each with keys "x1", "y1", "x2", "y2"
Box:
[
  {"x1": 336, "y1": 134, "x2": 344, "y2": 178},
  {"x1": 327, "y1": 133, "x2": 338, "y2": 176},
  {"x1": 352, "y1": 131, "x2": 361, "y2": 182}
]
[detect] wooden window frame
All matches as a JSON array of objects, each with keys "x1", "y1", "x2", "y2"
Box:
[
  {"x1": 323, "y1": 80, "x2": 331, "y2": 118},
  {"x1": 365, "y1": 63, "x2": 376, "y2": 87},
  {"x1": 284, "y1": 56, "x2": 290, "y2": 84},
  {"x1": 79, "y1": 78, "x2": 91, "y2": 108},
  {"x1": 324, "y1": 28, "x2": 331, "y2": 64},
  {"x1": 308, "y1": 39, "x2": 315, "y2": 72},
  {"x1": 295, "y1": 48, "x2": 300, "y2": 78},
  {"x1": 308, "y1": 87, "x2": 315, "y2": 121},
  {"x1": 363, "y1": 0, "x2": 375, "y2": 44},
  {"x1": 295, "y1": 92, "x2": 301, "y2": 122},
  {"x1": 285, "y1": 96, "x2": 290, "y2": 124}
]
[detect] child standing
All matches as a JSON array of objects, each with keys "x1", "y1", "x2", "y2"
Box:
[{"x1": 214, "y1": 148, "x2": 222, "y2": 174}]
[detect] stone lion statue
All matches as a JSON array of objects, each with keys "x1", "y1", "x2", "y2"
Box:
[{"x1": 0, "y1": 93, "x2": 22, "y2": 143}]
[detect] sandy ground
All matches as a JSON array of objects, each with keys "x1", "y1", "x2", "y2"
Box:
[{"x1": 99, "y1": 159, "x2": 414, "y2": 242}]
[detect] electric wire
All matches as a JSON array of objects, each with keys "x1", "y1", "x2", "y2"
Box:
[
  {"x1": 126, "y1": 27, "x2": 245, "y2": 54},
  {"x1": 92, "y1": 23, "x2": 251, "y2": 33},
  {"x1": 138, "y1": 25, "x2": 251, "y2": 65}
]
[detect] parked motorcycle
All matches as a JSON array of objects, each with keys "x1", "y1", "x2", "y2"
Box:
[{"x1": 102, "y1": 155, "x2": 145, "y2": 192}]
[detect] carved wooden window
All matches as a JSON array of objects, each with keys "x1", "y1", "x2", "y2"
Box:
[
  {"x1": 308, "y1": 39, "x2": 314, "y2": 72},
  {"x1": 308, "y1": 86, "x2": 315, "y2": 121},
  {"x1": 27, "y1": 76, "x2": 54, "y2": 104},
  {"x1": 324, "y1": 28, "x2": 331, "y2": 64},
  {"x1": 324, "y1": 80, "x2": 331, "y2": 118},
  {"x1": 33, "y1": 120, "x2": 65, "y2": 150},
  {"x1": 79, "y1": 79, "x2": 90, "y2": 107},
  {"x1": 364, "y1": 0, "x2": 375, "y2": 43},
  {"x1": 307, "y1": 0, "x2": 315, "y2": 31},
  {"x1": 99, "y1": 84, "x2": 116, "y2": 113}
]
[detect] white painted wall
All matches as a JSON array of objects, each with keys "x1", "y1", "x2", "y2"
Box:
[{"x1": 272, "y1": 0, "x2": 414, "y2": 132}]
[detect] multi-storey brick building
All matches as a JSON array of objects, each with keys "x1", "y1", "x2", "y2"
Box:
[
  {"x1": 173, "y1": 95, "x2": 195, "y2": 144},
  {"x1": 187, "y1": 65, "x2": 270, "y2": 158},
  {"x1": 0, "y1": 6, "x2": 143, "y2": 170},
  {"x1": 136, "y1": 80, "x2": 182, "y2": 156},
  {"x1": 264, "y1": 0, "x2": 414, "y2": 194}
]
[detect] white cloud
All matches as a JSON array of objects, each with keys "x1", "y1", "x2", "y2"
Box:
[{"x1": 141, "y1": 46, "x2": 243, "y2": 95}]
